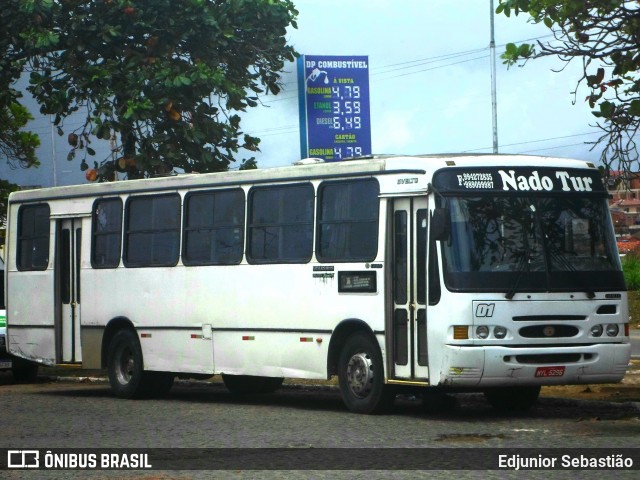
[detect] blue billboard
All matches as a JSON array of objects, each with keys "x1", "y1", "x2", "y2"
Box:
[{"x1": 298, "y1": 55, "x2": 372, "y2": 161}]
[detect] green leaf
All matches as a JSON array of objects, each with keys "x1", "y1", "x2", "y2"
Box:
[
  {"x1": 517, "y1": 44, "x2": 533, "y2": 57},
  {"x1": 173, "y1": 76, "x2": 192, "y2": 87},
  {"x1": 599, "y1": 101, "x2": 615, "y2": 117},
  {"x1": 629, "y1": 100, "x2": 640, "y2": 117}
]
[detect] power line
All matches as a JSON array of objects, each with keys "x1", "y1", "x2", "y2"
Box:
[
  {"x1": 374, "y1": 54, "x2": 490, "y2": 81},
  {"x1": 463, "y1": 131, "x2": 600, "y2": 153},
  {"x1": 266, "y1": 34, "x2": 554, "y2": 104},
  {"x1": 371, "y1": 49, "x2": 488, "y2": 76},
  {"x1": 514, "y1": 141, "x2": 599, "y2": 155}
]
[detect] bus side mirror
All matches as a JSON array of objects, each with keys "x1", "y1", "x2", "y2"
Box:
[{"x1": 431, "y1": 208, "x2": 450, "y2": 241}]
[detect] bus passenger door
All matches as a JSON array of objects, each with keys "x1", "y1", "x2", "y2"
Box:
[
  {"x1": 56, "y1": 218, "x2": 82, "y2": 363},
  {"x1": 391, "y1": 198, "x2": 429, "y2": 380}
]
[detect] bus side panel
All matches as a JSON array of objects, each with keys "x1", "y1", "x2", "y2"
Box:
[
  {"x1": 137, "y1": 329, "x2": 214, "y2": 374},
  {"x1": 82, "y1": 266, "x2": 215, "y2": 373},
  {"x1": 81, "y1": 260, "x2": 384, "y2": 379},
  {"x1": 7, "y1": 326, "x2": 56, "y2": 365},
  {"x1": 213, "y1": 331, "x2": 330, "y2": 379},
  {"x1": 7, "y1": 271, "x2": 56, "y2": 364},
  {"x1": 211, "y1": 264, "x2": 384, "y2": 379}
]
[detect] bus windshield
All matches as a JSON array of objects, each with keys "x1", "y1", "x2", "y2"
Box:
[{"x1": 440, "y1": 195, "x2": 625, "y2": 293}]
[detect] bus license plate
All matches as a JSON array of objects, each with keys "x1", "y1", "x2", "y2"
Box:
[
  {"x1": 0, "y1": 360, "x2": 12, "y2": 369},
  {"x1": 535, "y1": 366, "x2": 565, "y2": 377}
]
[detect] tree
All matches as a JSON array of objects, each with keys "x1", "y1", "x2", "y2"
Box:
[
  {"x1": 0, "y1": 1, "x2": 41, "y2": 171},
  {"x1": 3, "y1": 0, "x2": 298, "y2": 181},
  {"x1": 496, "y1": 0, "x2": 640, "y2": 174},
  {"x1": 0, "y1": 179, "x2": 21, "y2": 231},
  {"x1": 0, "y1": 103, "x2": 40, "y2": 170}
]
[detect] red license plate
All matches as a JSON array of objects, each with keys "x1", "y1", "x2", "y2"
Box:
[{"x1": 535, "y1": 366, "x2": 565, "y2": 377}]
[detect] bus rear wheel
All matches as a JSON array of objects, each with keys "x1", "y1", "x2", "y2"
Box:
[
  {"x1": 484, "y1": 386, "x2": 541, "y2": 411},
  {"x1": 107, "y1": 329, "x2": 155, "y2": 399},
  {"x1": 338, "y1": 332, "x2": 395, "y2": 414},
  {"x1": 222, "y1": 374, "x2": 284, "y2": 395}
]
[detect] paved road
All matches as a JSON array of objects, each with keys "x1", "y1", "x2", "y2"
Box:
[{"x1": 0, "y1": 372, "x2": 638, "y2": 479}]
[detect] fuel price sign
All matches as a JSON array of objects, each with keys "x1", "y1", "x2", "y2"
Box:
[{"x1": 298, "y1": 55, "x2": 372, "y2": 162}]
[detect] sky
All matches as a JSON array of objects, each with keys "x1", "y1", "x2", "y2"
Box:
[{"x1": 0, "y1": 0, "x2": 608, "y2": 188}]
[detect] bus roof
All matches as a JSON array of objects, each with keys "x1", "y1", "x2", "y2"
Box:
[{"x1": 8, "y1": 153, "x2": 597, "y2": 203}]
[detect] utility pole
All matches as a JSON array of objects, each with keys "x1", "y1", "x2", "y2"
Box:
[
  {"x1": 50, "y1": 116, "x2": 58, "y2": 186},
  {"x1": 490, "y1": 0, "x2": 499, "y2": 154}
]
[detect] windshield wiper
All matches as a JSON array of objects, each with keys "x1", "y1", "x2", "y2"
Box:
[
  {"x1": 505, "y1": 204, "x2": 537, "y2": 300},
  {"x1": 504, "y1": 252, "x2": 529, "y2": 300},
  {"x1": 546, "y1": 242, "x2": 596, "y2": 299}
]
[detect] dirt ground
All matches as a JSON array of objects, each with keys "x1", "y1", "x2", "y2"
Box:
[{"x1": 540, "y1": 358, "x2": 640, "y2": 403}]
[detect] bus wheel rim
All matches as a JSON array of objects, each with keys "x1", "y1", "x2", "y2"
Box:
[
  {"x1": 116, "y1": 347, "x2": 134, "y2": 385},
  {"x1": 346, "y1": 352, "x2": 374, "y2": 398}
]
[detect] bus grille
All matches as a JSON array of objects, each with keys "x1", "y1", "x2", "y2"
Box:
[
  {"x1": 512, "y1": 315, "x2": 586, "y2": 321},
  {"x1": 519, "y1": 325, "x2": 579, "y2": 338},
  {"x1": 512, "y1": 353, "x2": 583, "y2": 364}
]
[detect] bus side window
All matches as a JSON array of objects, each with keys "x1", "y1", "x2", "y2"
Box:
[
  {"x1": 17, "y1": 203, "x2": 50, "y2": 271},
  {"x1": 428, "y1": 211, "x2": 442, "y2": 305},
  {"x1": 183, "y1": 189, "x2": 245, "y2": 266},
  {"x1": 316, "y1": 178, "x2": 379, "y2": 262},
  {"x1": 92, "y1": 198, "x2": 123, "y2": 268},
  {"x1": 247, "y1": 184, "x2": 314, "y2": 263},
  {"x1": 124, "y1": 194, "x2": 181, "y2": 267}
]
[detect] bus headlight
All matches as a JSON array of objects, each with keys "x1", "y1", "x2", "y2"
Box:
[
  {"x1": 606, "y1": 324, "x2": 619, "y2": 337},
  {"x1": 590, "y1": 324, "x2": 603, "y2": 337},
  {"x1": 476, "y1": 326, "x2": 489, "y2": 339},
  {"x1": 493, "y1": 326, "x2": 507, "y2": 339}
]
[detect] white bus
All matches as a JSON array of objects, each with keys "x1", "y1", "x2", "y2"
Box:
[{"x1": 4, "y1": 155, "x2": 631, "y2": 413}]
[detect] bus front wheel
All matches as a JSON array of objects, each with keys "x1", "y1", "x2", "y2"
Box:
[
  {"x1": 484, "y1": 386, "x2": 541, "y2": 411},
  {"x1": 107, "y1": 329, "x2": 155, "y2": 399},
  {"x1": 338, "y1": 332, "x2": 395, "y2": 414}
]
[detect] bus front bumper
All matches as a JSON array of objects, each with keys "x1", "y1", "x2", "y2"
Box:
[{"x1": 437, "y1": 343, "x2": 631, "y2": 387}]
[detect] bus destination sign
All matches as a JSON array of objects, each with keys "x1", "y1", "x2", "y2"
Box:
[
  {"x1": 433, "y1": 167, "x2": 606, "y2": 195},
  {"x1": 297, "y1": 55, "x2": 372, "y2": 162}
]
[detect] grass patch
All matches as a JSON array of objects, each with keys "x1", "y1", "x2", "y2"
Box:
[
  {"x1": 622, "y1": 255, "x2": 640, "y2": 290},
  {"x1": 622, "y1": 255, "x2": 640, "y2": 327},
  {"x1": 628, "y1": 289, "x2": 640, "y2": 328}
]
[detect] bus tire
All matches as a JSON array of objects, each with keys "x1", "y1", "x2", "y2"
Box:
[
  {"x1": 107, "y1": 329, "x2": 154, "y2": 399},
  {"x1": 222, "y1": 374, "x2": 283, "y2": 395},
  {"x1": 12, "y1": 358, "x2": 39, "y2": 383},
  {"x1": 484, "y1": 386, "x2": 541, "y2": 411},
  {"x1": 338, "y1": 332, "x2": 395, "y2": 414}
]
